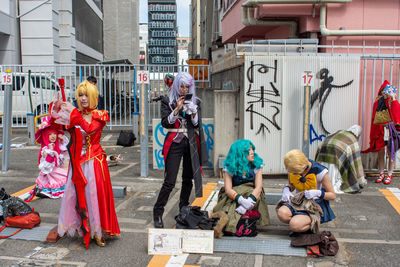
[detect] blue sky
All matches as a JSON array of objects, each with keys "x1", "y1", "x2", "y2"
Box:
[{"x1": 139, "y1": 0, "x2": 190, "y2": 37}]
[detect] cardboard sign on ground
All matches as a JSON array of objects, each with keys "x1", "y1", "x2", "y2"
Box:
[{"x1": 148, "y1": 228, "x2": 213, "y2": 255}]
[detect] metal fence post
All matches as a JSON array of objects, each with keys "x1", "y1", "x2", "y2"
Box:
[
  {"x1": 302, "y1": 72, "x2": 312, "y2": 158},
  {"x1": 140, "y1": 82, "x2": 149, "y2": 177},
  {"x1": 2, "y1": 83, "x2": 12, "y2": 172},
  {"x1": 26, "y1": 113, "x2": 35, "y2": 145}
]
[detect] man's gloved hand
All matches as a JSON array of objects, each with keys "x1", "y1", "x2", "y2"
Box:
[
  {"x1": 237, "y1": 196, "x2": 255, "y2": 210},
  {"x1": 282, "y1": 186, "x2": 294, "y2": 203},
  {"x1": 235, "y1": 205, "x2": 247, "y2": 215},
  {"x1": 304, "y1": 189, "x2": 322, "y2": 200}
]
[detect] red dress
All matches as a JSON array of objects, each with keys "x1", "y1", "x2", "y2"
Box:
[{"x1": 58, "y1": 108, "x2": 120, "y2": 238}]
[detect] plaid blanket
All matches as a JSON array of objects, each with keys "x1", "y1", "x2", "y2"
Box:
[{"x1": 315, "y1": 130, "x2": 366, "y2": 193}]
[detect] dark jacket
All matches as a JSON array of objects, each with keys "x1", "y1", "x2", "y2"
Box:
[{"x1": 161, "y1": 96, "x2": 208, "y2": 197}]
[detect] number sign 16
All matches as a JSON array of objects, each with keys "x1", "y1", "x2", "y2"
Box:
[{"x1": 137, "y1": 71, "x2": 150, "y2": 84}]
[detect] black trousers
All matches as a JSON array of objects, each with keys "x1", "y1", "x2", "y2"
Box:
[{"x1": 153, "y1": 137, "x2": 193, "y2": 217}]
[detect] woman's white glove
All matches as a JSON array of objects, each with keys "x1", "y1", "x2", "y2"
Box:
[
  {"x1": 282, "y1": 186, "x2": 294, "y2": 203},
  {"x1": 183, "y1": 101, "x2": 198, "y2": 115},
  {"x1": 235, "y1": 205, "x2": 247, "y2": 215},
  {"x1": 304, "y1": 189, "x2": 322, "y2": 200},
  {"x1": 237, "y1": 196, "x2": 255, "y2": 210}
]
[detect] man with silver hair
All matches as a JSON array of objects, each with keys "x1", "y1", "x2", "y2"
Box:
[
  {"x1": 153, "y1": 72, "x2": 208, "y2": 228},
  {"x1": 315, "y1": 124, "x2": 367, "y2": 194}
]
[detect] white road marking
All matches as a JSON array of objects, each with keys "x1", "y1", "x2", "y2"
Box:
[
  {"x1": 337, "y1": 238, "x2": 400, "y2": 245},
  {"x1": 166, "y1": 254, "x2": 189, "y2": 267},
  {"x1": 101, "y1": 134, "x2": 113, "y2": 142},
  {"x1": 110, "y1": 162, "x2": 138, "y2": 176},
  {"x1": 254, "y1": 255, "x2": 263, "y2": 267},
  {"x1": 119, "y1": 227, "x2": 147, "y2": 233},
  {"x1": 0, "y1": 256, "x2": 86, "y2": 266}
]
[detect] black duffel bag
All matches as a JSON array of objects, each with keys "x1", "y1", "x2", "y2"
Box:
[{"x1": 116, "y1": 131, "x2": 136, "y2": 147}]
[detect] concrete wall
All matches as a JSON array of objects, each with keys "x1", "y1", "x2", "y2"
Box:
[
  {"x1": 103, "y1": 0, "x2": 139, "y2": 63},
  {"x1": 213, "y1": 90, "x2": 240, "y2": 174},
  {"x1": 58, "y1": 0, "x2": 76, "y2": 65}
]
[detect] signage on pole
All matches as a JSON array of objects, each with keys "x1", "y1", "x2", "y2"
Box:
[
  {"x1": 0, "y1": 72, "x2": 13, "y2": 85},
  {"x1": 301, "y1": 72, "x2": 314, "y2": 86},
  {"x1": 137, "y1": 70, "x2": 150, "y2": 84}
]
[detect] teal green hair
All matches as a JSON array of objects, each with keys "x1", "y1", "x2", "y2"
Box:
[{"x1": 223, "y1": 139, "x2": 263, "y2": 176}]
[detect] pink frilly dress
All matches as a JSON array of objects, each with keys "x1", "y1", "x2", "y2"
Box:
[{"x1": 25, "y1": 117, "x2": 69, "y2": 202}]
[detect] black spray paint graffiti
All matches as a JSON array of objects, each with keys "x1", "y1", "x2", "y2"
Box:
[
  {"x1": 246, "y1": 60, "x2": 282, "y2": 135},
  {"x1": 310, "y1": 68, "x2": 353, "y2": 135}
]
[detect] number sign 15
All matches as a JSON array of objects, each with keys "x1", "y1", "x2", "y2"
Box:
[
  {"x1": 137, "y1": 71, "x2": 150, "y2": 84},
  {"x1": 0, "y1": 73, "x2": 13, "y2": 85}
]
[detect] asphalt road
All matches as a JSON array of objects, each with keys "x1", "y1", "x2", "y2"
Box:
[{"x1": 0, "y1": 130, "x2": 400, "y2": 266}]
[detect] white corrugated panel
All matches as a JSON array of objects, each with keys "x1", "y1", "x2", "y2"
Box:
[{"x1": 244, "y1": 56, "x2": 360, "y2": 174}]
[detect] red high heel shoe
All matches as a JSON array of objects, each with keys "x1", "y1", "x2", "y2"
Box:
[
  {"x1": 375, "y1": 173, "x2": 385, "y2": 183},
  {"x1": 383, "y1": 174, "x2": 393, "y2": 185}
]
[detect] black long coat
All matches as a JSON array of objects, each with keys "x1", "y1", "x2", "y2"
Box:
[{"x1": 160, "y1": 96, "x2": 208, "y2": 197}]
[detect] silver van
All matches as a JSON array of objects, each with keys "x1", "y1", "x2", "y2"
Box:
[{"x1": 0, "y1": 73, "x2": 71, "y2": 117}]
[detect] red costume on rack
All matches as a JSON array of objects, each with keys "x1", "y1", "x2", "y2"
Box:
[{"x1": 362, "y1": 80, "x2": 400, "y2": 153}]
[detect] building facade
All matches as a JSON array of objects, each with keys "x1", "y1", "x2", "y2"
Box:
[
  {"x1": 139, "y1": 23, "x2": 148, "y2": 65},
  {"x1": 103, "y1": 0, "x2": 139, "y2": 64},
  {"x1": 0, "y1": 0, "x2": 104, "y2": 65},
  {"x1": 148, "y1": 0, "x2": 177, "y2": 70},
  {"x1": 210, "y1": 0, "x2": 400, "y2": 173},
  {"x1": 177, "y1": 37, "x2": 189, "y2": 65}
]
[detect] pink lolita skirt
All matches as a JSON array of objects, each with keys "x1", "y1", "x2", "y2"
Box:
[{"x1": 35, "y1": 167, "x2": 68, "y2": 198}]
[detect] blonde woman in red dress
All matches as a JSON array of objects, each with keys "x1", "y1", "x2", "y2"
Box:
[{"x1": 54, "y1": 80, "x2": 120, "y2": 248}]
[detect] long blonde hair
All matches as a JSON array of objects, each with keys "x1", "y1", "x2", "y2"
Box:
[
  {"x1": 283, "y1": 149, "x2": 309, "y2": 174},
  {"x1": 75, "y1": 80, "x2": 99, "y2": 110}
]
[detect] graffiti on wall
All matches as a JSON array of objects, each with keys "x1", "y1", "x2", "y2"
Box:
[
  {"x1": 153, "y1": 119, "x2": 214, "y2": 169},
  {"x1": 245, "y1": 60, "x2": 282, "y2": 135},
  {"x1": 311, "y1": 68, "x2": 353, "y2": 135},
  {"x1": 309, "y1": 124, "x2": 326, "y2": 144}
]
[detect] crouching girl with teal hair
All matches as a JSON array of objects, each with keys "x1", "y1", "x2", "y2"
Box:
[{"x1": 212, "y1": 139, "x2": 270, "y2": 236}]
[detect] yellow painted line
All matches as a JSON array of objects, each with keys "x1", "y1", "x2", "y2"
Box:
[
  {"x1": 191, "y1": 182, "x2": 218, "y2": 207},
  {"x1": 147, "y1": 255, "x2": 171, "y2": 267},
  {"x1": 379, "y1": 189, "x2": 400, "y2": 214},
  {"x1": 147, "y1": 182, "x2": 218, "y2": 267},
  {"x1": 11, "y1": 184, "x2": 38, "y2": 201}
]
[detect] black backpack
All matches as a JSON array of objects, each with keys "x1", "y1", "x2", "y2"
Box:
[{"x1": 116, "y1": 130, "x2": 136, "y2": 147}]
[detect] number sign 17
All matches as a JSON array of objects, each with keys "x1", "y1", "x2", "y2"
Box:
[
  {"x1": 137, "y1": 71, "x2": 150, "y2": 84},
  {"x1": 301, "y1": 72, "x2": 314, "y2": 86}
]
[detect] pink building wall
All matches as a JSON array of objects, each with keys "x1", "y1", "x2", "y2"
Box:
[
  {"x1": 222, "y1": 0, "x2": 400, "y2": 151},
  {"x1": 223, "y1": 0, "x2": 400, "y2": 43}
]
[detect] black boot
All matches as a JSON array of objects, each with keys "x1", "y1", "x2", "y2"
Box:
[
  {"x1": 154, "y1": 215, "x2": 164, "y2": 228},
  {"x1": 0, "y1": 188, "x2": 10, "y2": 200}
]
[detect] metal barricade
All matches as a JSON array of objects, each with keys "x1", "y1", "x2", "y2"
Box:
[{"x1": 0, "y1": 64, "x2": 211, "y2": 128}]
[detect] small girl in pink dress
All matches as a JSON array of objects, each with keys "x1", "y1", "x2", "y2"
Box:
[{"x1": 25, "y1": 116, "x2": 69, "y2": 202}]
